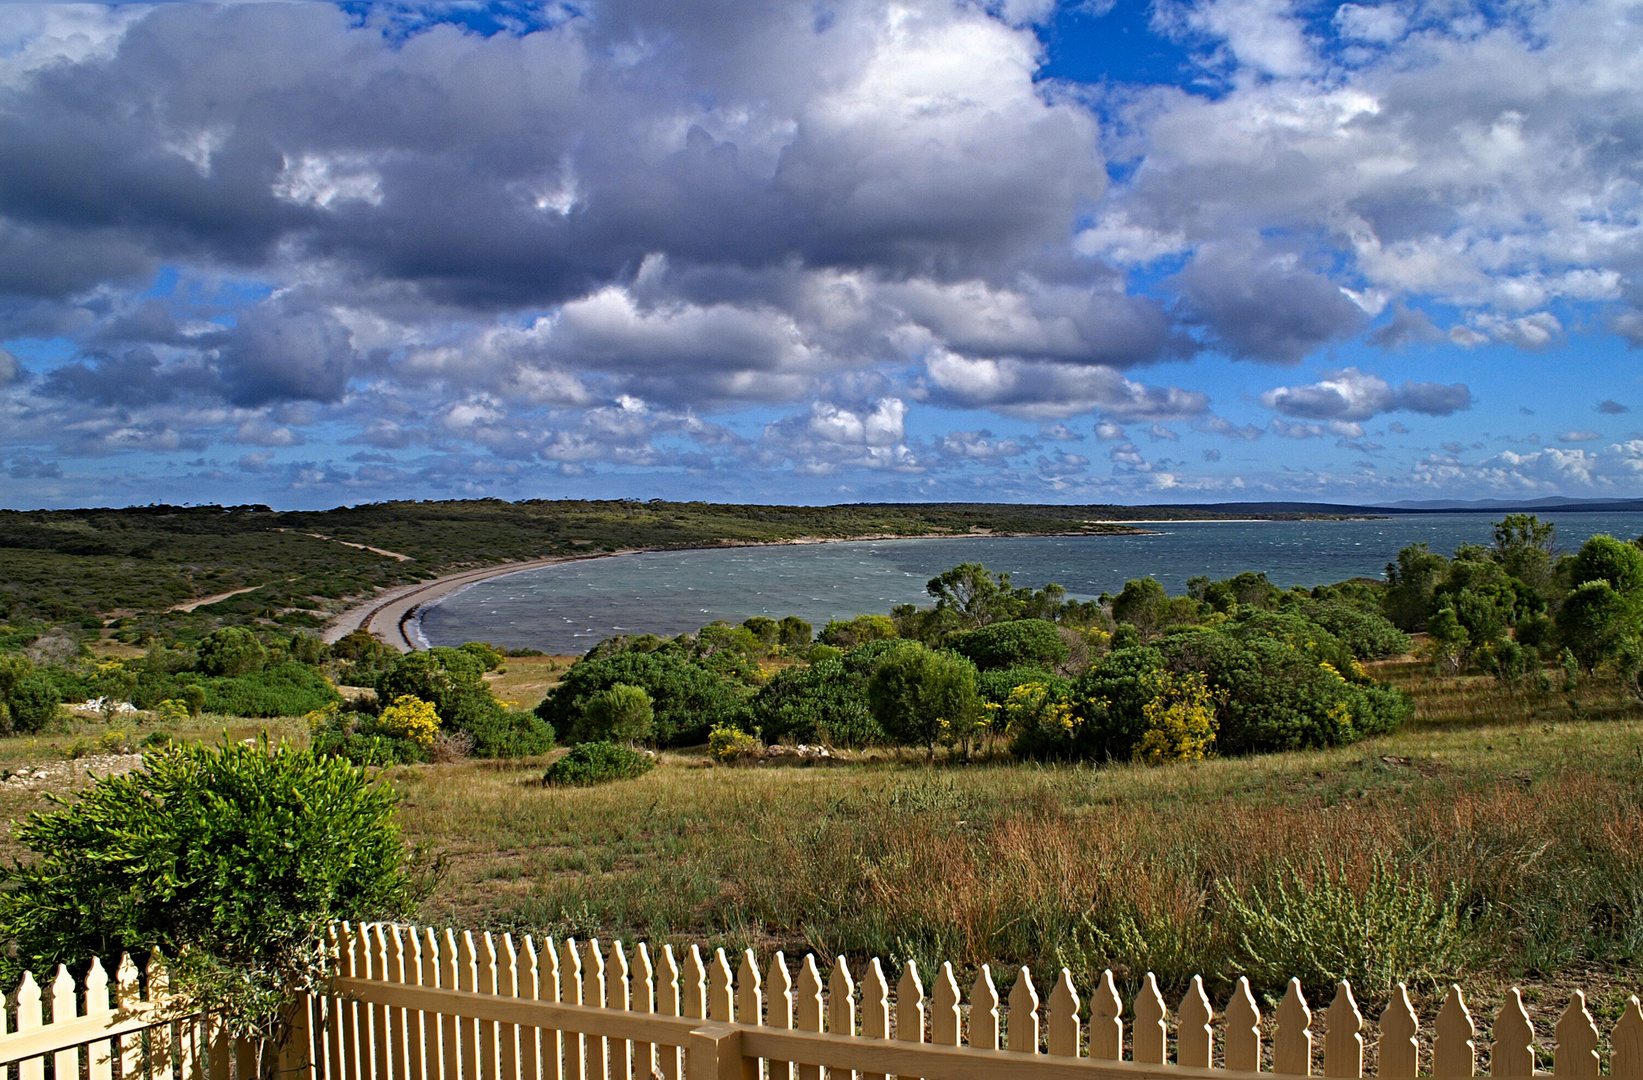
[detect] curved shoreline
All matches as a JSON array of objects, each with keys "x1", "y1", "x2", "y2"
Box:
[{"x1": 322, "y1": 527, "x2": 1153, "y2": 652}]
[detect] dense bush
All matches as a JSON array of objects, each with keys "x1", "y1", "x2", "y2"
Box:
[
  {"x1": 198, "y1": 663, "x2": 340, "y2": 718},
  {"x1": 377, "y1": 647, "x2": 552, "y2": 757},
  {"x1": 572, "y1": 683, "x2": 654, "y2": 744},
  {"x1": 538, "y1": 648, "x2": 747, "y2": 746},
  {"x1": 542, "y1": 741, "x2": 655, "y2": 786},
  {"x1": 0, "y1": 654, "x2": 61, "y2": 733},
  {"x1": 748, "y1": 655, "x2": 882, "y2": 746},
  {"x1": 1298, "y1": 600, "x2": 1411, "y2": 659},
  {"x1": 946, "y1": 619, "x2": 1069, "y2": 671},
  {"x1": 818, "y1": 614, "x2": 899, "y2": 649},
  {"x1": 0, "y1": 740, "x2": 415, "y2": 1043},
  {"x1": 976, "y1": 665, "x2": 1070, "y2": 708},
  {"x1": 196, "y1": 627, "x2": 268, "y2": 677},
  {"x1": 867, "y1": 643, "x2": 982, "y2": 753}
]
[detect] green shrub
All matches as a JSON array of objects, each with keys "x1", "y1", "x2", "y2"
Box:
[
  {"x1": 0, "y1": 739, "x2": 416, "y2": 1045},
  {"x1": 0, "y1": 655, "x2": 61, "y2": 733},
  {"x1": 543, "y1": 741, "x2": 656, "y2": 786},
  {"x1": 867, "y1": 643, "x2": 982, "y2": 753},
  {"x1": 1218, "y1": 857, "x2": 1474, "y2": 1001},
  {"x1": 377, "y1": 647, "x2": 547, "y2": 756},
  {"x1": 748, "y1": 656, "x2": 883, "y2": 747},
  {"x1": 708, "y1": 724, "x2": 760, "y2": 761},
  {"x1": 946, "y1": 619, "x2": 1069, "y2": 671},
  {"x1": 198, "y1": 663, "x2": 341, "y2": 718},
  {"x1": 976, "y1": 665, "x2": 1069, "y2": 707},
  {"x1": 573, "y1": 683, "x2": 655, "y2": 744},
  {"x1": 196, "y1": 627, "x2": 268, "y2": 677},
  {"x1": 1297, "y1": 600, "x2": 1412, "y2": 659},
  {"x1": 537, "y1": 650, "x2": 747, "y2": 746},
  {"x1": 818, "y1": 614, "x2": 899, "y2": 649}
]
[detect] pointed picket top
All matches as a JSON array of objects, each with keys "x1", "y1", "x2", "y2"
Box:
[
  {"x1": 737, "y1": 949, "x2": 764, "y2": 1027},
  {"x1": 1611, "y1": 996, "x2": 1643, "y2": 1079},
  {"x1": 1380, "y1": 983, "x2": 1420, "y2": 1080},
  {"x1": 829, "y1": 957, "x2": 856, "y2": 1038},
  {"x1": 362, "y1": 922, "x2": 381, "y2": 980},
  {"x1": 1275, "y1": 979, "x2": 1314, "y2": 1076},
  {"x1": 862, "y1": 958, "x2": 890, "y2": 1040},
  {"x1": 1555, "y1": 991, "x2": 1599, "y2": 1077},
  {"x1": 1179, "y1": 975, "x2": 1214, "y2": 1069},
  {"x1": 635, "y1": 941, "x2": 656, "y2": 1014},
  {"x1": 1491, "y1": 988, "x2": 1536, "y2": 1078},
  {"x1": 52, "y1": 964, "x2": 77, "y2": 1022},
  {"x1": 147, "y1": 949, "x2": 171, "y2": 1002},
  {"x1": 1007, "y1": 967, "x2": 1040, "y2": 1054},
  {"x1": 969, "y1": 964, "x2": 1000, "y2": 1051},
  {"x1": 1088, "y1": 969, "x2": 1123, "y2": 1062},
  {"x1": 16, "y1": 969, "x2": 41, "y2": 1029},
  {"x1": 684, "y1": 944, "x2": 708, "y2": 1020},
  {"x1": 897, "y1": 961, "x2": 925, "y2": 1044},
  {"x1": 796, "y1": 955, "x2": 825, "y2": 1033},
  {"x1": 1046, "y1": 969, "x2": 1081, "y2": 1059},
  {"x1": 768, "y1": 952, "x2": 795, "y2": 1031},
  {"x1": 1434, "y1": 985, "x2": 1476, "y2": 1079},
  {"x1": 115, "y1": 952, "x2": 141, "y2": 1010},
  {"x1": 708, "y1": 947, "x2": 735, "y2": 1023},
  {"x1": 85, "y1": 955, "x2": 112, "y2": 1016},
  {"x1": 422, "y1": 926, "x2": 443, "y2": 990},
  {"x1": 930, "y1": 962, "x2": 962, "y2": 1047},
  {"x1": 1324, "y1": 982, "x2": 1363, "y2": 1079},
  {"x1": 658, "y1": 945, "x2": 682, "y2": 1017},
  {"x1": 1134, "y1": 972, "x2": 1168, "y2": 1065},
  {"x1": 561, "y1": 938, "x2": 584, "y2": 1004},
  {"x1": 609, "y1": 940, "x2": 632, "y2": 1010},
  {"x1": 1226, "y1": 977, "x2": 1263, "y2": 1073}
]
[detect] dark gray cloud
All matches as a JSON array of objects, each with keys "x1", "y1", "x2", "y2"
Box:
[
  {"x1": 1170, "y1": 242, "x2": 1367, "y2": 364},
  {"x1": 1261, "y1": 367, "x2": 1471, "y2": 422},
  {"x1": 1597, "y1": 399, "x2": 1630, "y2": 415}
]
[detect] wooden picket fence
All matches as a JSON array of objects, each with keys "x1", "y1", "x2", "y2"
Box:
[
  {"x1": 13, "y1": 922, "x2": 1643, "y2": 1080},
  {"x1": 309, "y1": 922, "x2": 1643, "y2": 1080},
  {"x1": 0, "y1": 951, "x2": 237, "y2": 1080}
]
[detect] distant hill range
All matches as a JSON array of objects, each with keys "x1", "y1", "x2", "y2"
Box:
[{"x1": 1115, "y1": 497, "x2": 1643, "y2": 515}]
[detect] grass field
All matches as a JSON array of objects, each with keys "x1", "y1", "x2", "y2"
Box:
[{"x1": 3, "y1": 660, "x2": 1641, "y2": 1058}]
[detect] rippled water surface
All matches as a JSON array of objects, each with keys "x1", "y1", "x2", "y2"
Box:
[{"x1": 419, "y1": 512, "x2": 1643, "y2": 653}]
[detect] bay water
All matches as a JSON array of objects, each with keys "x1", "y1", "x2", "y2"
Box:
[{"x1": 418, "y1": 512, "x2": 1643, "y2": 654}]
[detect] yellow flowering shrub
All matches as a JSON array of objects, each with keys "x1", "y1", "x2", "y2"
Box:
[
  {"x1": 376, "y1": 694, "x2": 441, "y2": 748},
  {"x1": 1001, "y1": 682, "x2": 1077, "y2": 738},
  {"x1": 708, "y1": 723, "x2": 759, "y2": 761},
  {"x1": 1136, "y1": 670, "x2": 1218, "y2": 765}
]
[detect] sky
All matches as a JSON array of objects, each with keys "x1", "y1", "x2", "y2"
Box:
[{"x1": 0, "y1": 0, "x2": 1641, "y2": 510}]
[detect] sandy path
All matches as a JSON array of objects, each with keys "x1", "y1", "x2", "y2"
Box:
[
  {"x1": 322, "y1": 552, "x2": 635, "y2": 652},
  {"x1": 170, "y1": 585, "x2": 261, "y2": 612}
]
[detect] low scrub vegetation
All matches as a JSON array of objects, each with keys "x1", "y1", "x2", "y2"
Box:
[{"x1": 542, "y1": 741, "x2": 655, "y2": 786}]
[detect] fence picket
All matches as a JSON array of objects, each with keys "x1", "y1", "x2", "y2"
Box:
[
  {"x1": 1612, "y1": 996, "x2": 1643, "y2": 1078},
  {"x1": 1379, "y1": 984, "x2": 1419, "y2": 1080},
  {"x1": 370, "y1": 925, "x2": 394, "y2": 1080},
  {"x1": 520, "y1": 936, "x2": 543, "y2": 1080},
  {"x1": 767, "y1": 953, "x2": 795, "y2": 1080},
  {"x1": 1434, "y1": 985, "x2": 1476, "y2": 1079},
  {"x1": 1555, "y1": 992, "x2": 1599, "y2": 1077},
  {"x1": 968, "y1": 967, "x2": 998, "y2": 1052},
  {"x1": 930, "y1": 964, "x2": 961, "y2": 1049},
  {"x1": 399, "y1": 926, "x2": 426, "y2": 1080},
  {"x1": 658, "y1": 946, "x2": 683, "y2": 1080},
  {"x1": 1491, "y1": 989, "x2": 1535, "y2": 1078},
  {"x1": 52, "y1": 965, "x2": 80, "y2": 1080},
  {"x1": 1324, "y1": 983, "x2": 1362, "y2": 1079},
  {"x1": 561, "y1": 939, "x2": 585, "y2": 1080},
  {"x1": 633, "y1": 943, "x2": 656, "y2": 1080},
  {"x1": 1178, "y1": 976, "x2": 1213, "y2": 1069},
  {"x1": 1044, "y1": 970, "x2": 1079, "y2": 1060},
  {"x1": 739, "y1": 950, "x2": 764, "y2": 1029},
  {"x1": 499, "y1": 935, "x2": 523, "y2": 1080},
  {"x1": 1225, "y1": 977, "x2": 1261, "y2": 1073},
  {"x1": 684, "y1": 946, "x2": 708, "y2": 1022},
  {"x1": 708, "y1": 949, "x2": 734, "y2": 1024},
  {"x1": 1088, "y1": 971, "x2": 1123, "y2": 1063},
  {"x1": 1133, "y1": 973, "x2": 1167, "y2": 1066},
  {"x1": 862, "y1": 959, "x2": 890, "y2": 1080},
  {"x1": 86, "y1": 956, "x2": 114, "y2": 1080},
  {"x1": 1274, "y1": 979, "x2": 1312, "y2": 1077},
  {"x1": 479, "y1": 935, "x2": 502, "y2": 1080},
  {"x1": 117, "y1": 953, "x2": 146, "y2": 1080},
  {"x1": 457, "y1": 933, "x2": 483, "y2": 1080},
  {"x1": 829, "y1": 958, "x2": 856, "y2": 1037},
  {"x1": 582, "y1": 940, "x2": 607, "y2": 1080},
  {"x1": 607, "y1": 941, "x2": 632, "y2": 1080},
  {"x1": 795, "y1": 955, "x2": 824, "y2": 1080},
  {"x1": 535, "y1": 936, "x2": 562, "y2": 1080},
  {"x1": 1007, "y1": 968, "x2": 1039, "y2": 1055},
  {"x1": 427, "y1": 928, "x2": 455, "y2": 1080}
]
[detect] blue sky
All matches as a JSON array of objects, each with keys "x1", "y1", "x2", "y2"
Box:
[{"x1": 1, "y1": 0, "x2": 1640, "y2": 509}]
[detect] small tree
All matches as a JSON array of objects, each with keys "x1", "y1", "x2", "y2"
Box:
[
  {"x1": 578, "y1": 683, "x2": 655, "y2": 744},
  {"x1": 196, "y1": 626, "x2": 268, "y2": 677},
  {"x1": 867, "y1": 643, "x2": 981, "y2": 757},
  {"x1": 0, "y1": 739, "x2": 417, "y2": 1075}
]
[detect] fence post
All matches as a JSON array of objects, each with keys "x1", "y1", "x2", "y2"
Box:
[{"x1": 686, "y1": 1023, "x2": 743, "y2": 1080}]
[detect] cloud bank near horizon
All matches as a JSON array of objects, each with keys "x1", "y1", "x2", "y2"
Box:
[{"x1": 1, "y1": 0, "x2": 1642, "y2": 507}]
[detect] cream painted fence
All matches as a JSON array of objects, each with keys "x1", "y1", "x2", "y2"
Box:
[
  {"x1": 0, "y1": 952, "x2": 245, "y2": 1080},
  {"x1": 309, "y1": 922, "x2": 1643, "y2": 1080}
]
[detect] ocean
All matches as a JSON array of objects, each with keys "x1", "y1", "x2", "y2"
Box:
[{"x1": 417, "y1": 512, "x2": 1643, "y2": 654}]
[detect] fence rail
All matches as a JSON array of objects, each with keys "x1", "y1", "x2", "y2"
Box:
[{"x1": 307, "y1": 922, "x2": 1643, "y2": 1080}]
